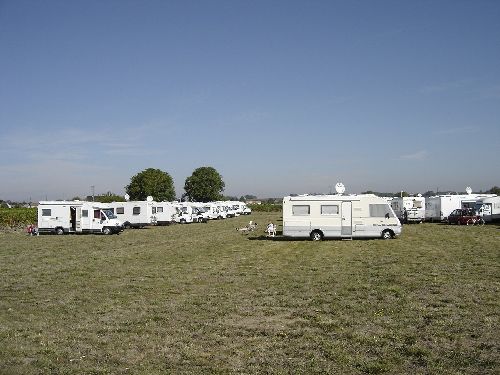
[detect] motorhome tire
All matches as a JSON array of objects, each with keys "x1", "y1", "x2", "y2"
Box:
[
  {"x1": 123, "y1": 222, "x2": 131, "y2": 229},
  {"x1": 180, "y1": 219, "x2": 186, "y2": 224},
  {"x1": 55, "y1": 227, "x2": 64, "y2": 235},
  {"x1": 382, "y1": 230, "x2": 393, "y2": 240},
  {"x1": 310, "y1": 230, "x2": 323, "y2": 241},
  {"x1": 103, "y1": 227, "x2": 112, "y2": 235}
]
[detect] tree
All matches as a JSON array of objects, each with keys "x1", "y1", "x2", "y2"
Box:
[
  {"x1": 184, "y1": 166, "x2": 225, "y2": 202},
  {"x1": 488, "y1": 186, "x2": 500, "y2": 195},
  {"x1": 126, "y1": 168, "x2": 175, "y2": 201},
  {"x1": 94, "y1": 192, "x2": 126, "y2": 203}
]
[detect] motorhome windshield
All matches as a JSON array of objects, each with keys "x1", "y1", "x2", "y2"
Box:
[{"x1": 102, "y1": 209, "x2": 116, "y2": 219}]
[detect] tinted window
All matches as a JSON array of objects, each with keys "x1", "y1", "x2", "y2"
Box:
[
  {"x1": 133, "y1": 207, "x2": 141, "y2": 215},
  {"x1": 116, "y1": 207, "x2": 124, "y2": 214},
  {"x1": 42, "y1": 209, "x2": 51, "y2": 216},
  {"x1": 82, "y1": 210, "x2": 88, "y2": 218}
]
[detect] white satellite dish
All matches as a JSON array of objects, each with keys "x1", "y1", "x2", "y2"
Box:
[
  {"x1": 146, "y1": 195, "x2": 154, "y2": 202},
  {"x1": 335, "y1": 182, "x2": 346, "y2": 195},
  {"x1": 124, "y1": 194, "x2": 130, "y2": 201},
  {"x1": 465, "y1": 187, "x2": 472, "y2": 195}
]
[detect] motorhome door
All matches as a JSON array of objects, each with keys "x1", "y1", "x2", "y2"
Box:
[
  {"x1": 341, "y1": 201, "x2": 352, "y2": 236},
  {"x1": 75, "y1": 207, "x2": 82, "y2": 232}
]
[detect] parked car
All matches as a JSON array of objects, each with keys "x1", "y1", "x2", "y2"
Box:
[{"x1": 447, "y1": 208, "x2": 482, "y2": 225}]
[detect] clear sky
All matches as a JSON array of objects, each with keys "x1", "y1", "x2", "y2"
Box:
[{"x1": 1, "y1": 0, "x2": 499, "y2": 201}]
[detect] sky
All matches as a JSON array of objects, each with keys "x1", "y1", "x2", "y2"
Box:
[{"x1": 1, "y1": 0, "x2": 499, "y2": 201}]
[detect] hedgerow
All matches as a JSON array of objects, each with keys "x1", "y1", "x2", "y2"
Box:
[
  {"x1": 0, "y1": 208, "x2": 37, "y2": 228},
  {"x1": 248, "y1": 203, "x2": 282, "y2": 212}
]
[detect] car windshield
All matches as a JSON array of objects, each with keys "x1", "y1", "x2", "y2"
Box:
[{"x1": 102, "y1": 209, "x2": 116, "y2": 219}]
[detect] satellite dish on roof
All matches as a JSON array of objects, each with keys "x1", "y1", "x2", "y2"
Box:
[
  {"x1": 146, "y1": 195, "x2": 154, "y2": 202},
  {"x1": 124, "y1": 194, "x2": 130, "y2": 201},
  {"x1": 417, "y1": 193, "x2": 422, "y2": 197},
  {"x1": 335, "y1": 182, "x2": 345, "y2": 195},
  {"x1": 465, "y1": 187, "x2": 472, "y2": 195}
]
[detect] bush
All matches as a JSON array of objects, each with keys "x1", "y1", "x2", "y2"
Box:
[
  {"x1": 248, "y1": 203, "x2": 282, "y2": 212},
  {"x1": 0, "y1": 208, "x2": 37, "y2": 228}
]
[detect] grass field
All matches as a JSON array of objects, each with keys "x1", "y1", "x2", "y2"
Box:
[{"x1": 1, "y1": 212, "x2": 499, "y2": 374}]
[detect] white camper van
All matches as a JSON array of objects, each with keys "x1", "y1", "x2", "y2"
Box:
[
  {"x1": 174, "y1": 204, "x2": 208, "y2": 224},
  {"x1": 282, "y1": 194, "x2": 401, "y2": 240},
  {"x1": 475, "y1": 196, "x2": 500, "y2": 222},
  {"x1": 201, "y1": 203, "x2": 220, "y2": 220},
  {"x1": 425, "y1": 194, "x2": 497, "y2": 222},
  {"x1": 38, "y1": 201, "x2": 123, "y2": 235},
  {"x1": 228, "y1": 201, "x2": 252, "y2": 216},
  {"x1": 153, "y1": 202, "x2": 177, "y2": 225},
  {"x1": 107, "y1": 200, "x2": 157, "y2": 228},
  {"x1": 390, "y1": 196, "x2": 425, "y2": 223}
]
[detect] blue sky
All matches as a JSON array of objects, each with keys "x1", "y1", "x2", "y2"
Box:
[{"x1": 1, "y1": 0, "x2": 499, "y2": 201}]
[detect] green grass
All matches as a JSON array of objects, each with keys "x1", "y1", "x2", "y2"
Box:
[{"x1": 0, "y1": 213, "x2": 499, "y2": 374}]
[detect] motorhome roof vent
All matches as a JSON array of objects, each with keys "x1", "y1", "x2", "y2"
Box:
[
  {"x1": 146, "y1": 196, "x2": 154, "y2": 202},
  {"x1": 466, "y1": 187, "x2": 472, "y2": 195}
]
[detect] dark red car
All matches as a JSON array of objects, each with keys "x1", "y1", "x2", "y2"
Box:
[{"x1": 447, "y1": 208, "x2": 483, "y2": 225}]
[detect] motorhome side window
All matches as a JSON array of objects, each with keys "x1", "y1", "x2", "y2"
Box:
[
  {"x1": 94, "y1": 210, "x2": 101, "y2": 219},
  {"x1": 156, "y1": 207, "x2": 163, "y2": 213},
  {"x1": 292, "y1": 205, "x2": 310, "y2": 215},
  {"x1": 152, "y1": 207, "x2": 156, "y2": 214},
  {"x1": 42, "y1": 209, "x2": 51, "y2": 216},
  {"x1": 82, "y1": 210, "x2": 88, "y2": 218},
  {"x1": 369, "y1": 204, "x2": 394, "y2": 218},
  {"x1": 321, "y1": 205, "x2": 339, "y2": 215},
  {"x1": 116, "y1": 207, "x2": 124, "y2": 214},
  {"x1": 133, "y1": 207, "x2": 141, "y2": 215}
]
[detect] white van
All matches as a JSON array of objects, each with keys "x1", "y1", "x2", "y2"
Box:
[
  {"x1": 475, "y1": 196, "x2": 500, "y2": 222},
  {"x1": 107, "y1": 201, "x2": 157, "y2": 228},
  {"x1": 283, "y1": 194, "x2": 401, "y2": 240},
  {"x1": 38, "y1": 201, "x2": 123, "y2": 235},
  {"x1": 390, "y1": 196, "x2": 425, "y2": 223}
]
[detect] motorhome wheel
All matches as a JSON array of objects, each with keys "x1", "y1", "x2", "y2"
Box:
[
  {"x1": 55, "y1": 227, "x2": 64, "y2": 235},
  {"x1": 310, "y1": 230, "x2": 323, "y2": 241},
  {"x1": 382, "y1": 230, "x2": 393, "y2": 240},
  {"x1": 103, "y1": 227, "x2": 112, "y2": 235}
]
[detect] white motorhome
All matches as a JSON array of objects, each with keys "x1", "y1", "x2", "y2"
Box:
[
  {"x1": 153, "y1": 202, "x2": 177, "y2": 225},
  {"x1": 391, "y1": 196, "x2": 425, "y2": 223},
  {"x1": 425, "y1": 194, "x2": 497, "y2": 222},
  {"x1": 200, "y1": 203, "x2": 220, "y2": 220},
  {"x1": 174, "y1": 204, "x2": 208, "y2": 224},
  {"x1": 37, "y1": 201, "x2": 123, "y2": 235},
  {"x1": 186, "y1": 202, "x2": 211, "y2": 222},
  {"x1": 228, "y1": 201, "x2": 252, "y2": 216},
  {"x1": 217, "y1": 202, "x2": 237, "y2": 218},
  {"x1": 475, "y1": 196, "x2": 500, "y2": 222},
  {"x1": 107, "y1": 200, "x2": 157, "y2": 228},
  {"x1": 282, "y1": 194, "x2": 402, "y2": 240}
]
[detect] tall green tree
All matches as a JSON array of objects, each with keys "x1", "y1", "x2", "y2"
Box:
[
  {"x1": 184, "y1": 166, "x2": 225, "y2": 202},
  {"x1": 126, "y1": 168, "x2": 175, "y2": 201}
]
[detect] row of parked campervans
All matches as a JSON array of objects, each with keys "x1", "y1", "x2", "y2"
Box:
[
  {"x1": 387, "y1": 193, "x2": 499, "y2": 224},
  {"x1": 36, "y1": 199, "x2": 251, "y2": 235}
]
